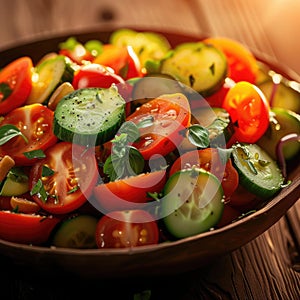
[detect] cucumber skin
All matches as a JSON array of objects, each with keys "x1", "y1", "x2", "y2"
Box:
[
  {"x1": 53, "y1": 87, "x2": 126, "y2": 146},
  {"x1": 232, "y1": 143, "x2": 284, "y2": 199}
]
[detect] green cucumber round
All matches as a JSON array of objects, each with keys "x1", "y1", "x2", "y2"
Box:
[
  {"x1": 110, "y1": 28, "x2": 171, "y2": 68},
  {"x1": 27, "y1": 55, "x2": 74, "y2": 104},
  {"x1": 257, "y1": 107, "x2": 300, "y2": 160},
  {"x1": 52, "y1": 214, "x2": 98, "y2": 249},
  {"x1": 231, "y1": 143, "x2": 284, "y2": 199},
  {"x1": 53, "y1": 86, "x2": 126, "y2": 146},
  {"x1": 161, "y1": 168, "x2": 224, "y2": 239},
  {"x1": 160, "y1": 42, "x2": 227, "y2": 96}
]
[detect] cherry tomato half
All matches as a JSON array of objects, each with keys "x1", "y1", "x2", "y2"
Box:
[
  {"x1": 29, "y1": 142, "x2": 98, "y2": 214},
  {"x1": 222, "y1": 81, "x2": 270, "y2": 144},
  {"x1": 203, "y1": 37, "x2": 258, "y2": 83},
  {"x1": 169, "y1": 148, "x2": 239, "y2": 199},
  {"x1": 0, "y1": 57, "x2": 33, "y2": 115},
  {"x1": 127, "y1": 93, "x2": 191, "y2": 160},
  {"x1": 72, "y1": 63, "x2": 125, "y2": 89},
  {"x1": 95, "y1": 210, "x2": 159, "y2": 248},
  {"x1": 93, "y1": 169, "x2": 166, "y2": 212},
  {"x1": 0, "y1": 210, "x2": 60, "y2": 245},
  {"x1": 93, "y1": 44, "x2": 142, "y2": 80},
  {"x1": 0, "y1": 104, "x2": 58, "y2": 166}
]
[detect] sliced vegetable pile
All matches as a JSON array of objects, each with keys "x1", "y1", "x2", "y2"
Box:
[{"x1": 0, "y1": 28, "x2": 299, "y2": 249}]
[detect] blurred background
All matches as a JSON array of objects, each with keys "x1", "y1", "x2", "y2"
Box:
[{"x1": 0, "y1": 0, "x2": 299, "y2": 75}]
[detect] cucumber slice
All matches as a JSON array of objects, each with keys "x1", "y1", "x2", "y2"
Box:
[
  {"x1": 257, "y1": 108, "x2": 300, "y2": 160},
  {"x1": 231, "y1": 143, "x2": 284, "y2": 199},
  {"x1": 110, "y1": 28, "x2": 171, "y2": 68},
  {"x1": 160, "y1": 42, "x2": 227, "y2": 96},
  {"x1": 0, "y1": 167, "x2": 29, "y2": 196},
  {"x1": 161, "y1": 168, "x2": 224, "y2": 239},
  {"x1": 52, "y1": 214, "x2": 98, "y2": 249},
  {"x1": 26, "y1": 55, "x2": 74, "y2": 105},
  {"x1": 258, "y1": 75, "x2": 300, "y2": 114},
  {"x1": 131, "y1": 74, "x2": 184, "y2": 107},
  {"x1": 53, "y1": 86, "x2": 126, "y2": 145}
]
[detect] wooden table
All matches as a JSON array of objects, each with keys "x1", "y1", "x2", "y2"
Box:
[{"x1": 0, "y1": 0, "x2": 300, "y2": 299}]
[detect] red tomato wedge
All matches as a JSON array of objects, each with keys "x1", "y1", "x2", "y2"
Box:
[
  {"x1": 0, "y1": 210, "x2": 60, "y2": 245},
  {"x1": 203, "y1": 37, "x2": 258, "y2": 83},
  {"x1": 127, "y1": 93, "x2": 191, "y2": 160},
  {"x1": 29, "y1": 142, "x2": 99, "y2": 214},
  {"x1": 93, "y1": 169, "x2": 166, "y2": 212},
  {"x1": 222, "y1": 81, "x2": 270, "y2": 144},
  {"x1": 72, "y1": 63, "x2": 125, "y2": 89},
  {"x1": 95, "y1": 209, "x2": 159, "y2": 248},
  {"x1": 0, "y1": 104, "x2": 58, "y2": 166},
  {"x1": 169, "y1": 148, "x2": 239, "y2": 199},
  {"x1": 0, "y1": 56, "x2": 33, "y2": 115},
  {"x1": 93, "y1": 44, "x2": 142, "y2": 80}
]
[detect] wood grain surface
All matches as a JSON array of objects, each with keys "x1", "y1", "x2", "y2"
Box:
[{"x1": 0, "y1": 0, "x2": 299, "y2": 299}]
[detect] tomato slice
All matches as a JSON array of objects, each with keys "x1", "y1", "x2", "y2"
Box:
[
  {"x1": 127, "y1": 93, "x2": 191, "y2": 160},
  {"x1": 92, "y1": 169, "x2": 166, "y2": 212},
  {"x1": 203, "y1": 37, "x2": 258, "y2": 83},
  {"x1": 222, "y1": 81, "x2": 270, "y2": 144},
  {"x1": 0, "y1": 104, "x2": 58, "y2": 166},
  {"x1": 29, "y1": 142, "x2": 99, "y2": 214},
  {"x1": 95, "y1": 210, "x2": 159, "y2": 248},
  {"x1": 0, "y1": 210, "x2": 60, "y2": 245},
  {"x1": 0, "y1": 57, "x2": 33, "y2": 115},
  {"x1": 93, "y1": 44, "x2": 142, "y2": 80},
  {"x1": 169, "y1": 148, "x2": 239, "y2": 199},
  {"x1": 72, "y1": 63, "x2": 125, "y2": 89}
]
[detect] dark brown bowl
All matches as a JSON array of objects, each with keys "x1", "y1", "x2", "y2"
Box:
[{"x1": 0, "y1": 28, "x2": 299, "y2": 279}]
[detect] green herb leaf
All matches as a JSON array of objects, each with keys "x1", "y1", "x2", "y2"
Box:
[
  {"x1": 30, "y1": 179, "x2": 48, "y2": 203},
  {"x1": 0, "y1": 82, "x2": 12, "y2": 100},
  {"x1": 67, "y1": 186, "x2": 79, "y2": 194},
  {"x1": 118, "y1": 121, "x2": 140, "y2": 143},
  {"x1": 187, "y1": 124, "x2": 210, "y2": 148},
  {"x1": 127, "y1": 146, "x2": 145, "y2": 175},
  {"x1": 0, "y1": 124, "x2": 28, "y2": 145},
  {"x1": 23, "y1": 149, "x2": 46, "y2": 159},
  {"x1": 42, "y1": 165, "x2": 55, "y2": 177}
]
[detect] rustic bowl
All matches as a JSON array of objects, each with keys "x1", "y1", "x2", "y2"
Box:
[{"x1": 0, "y1": 28, "x2": 299, "y2": 279}]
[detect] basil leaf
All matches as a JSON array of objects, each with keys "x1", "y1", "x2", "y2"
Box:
[
  {"x1": 30, "y1": 179, "x2": 48, "y2": 202},
  {"x1": 0, "y1": 82, "x2": 12, "y2": 100},
  {"x1": 127, "y1": 146, "x2": 145, "y2": 175},
  {"x1": 0, "y1": 124, "x2": 28, "y2": 145},
  {"x1": 187, "y1": 124, "x2": 210, "y2": 148},
  {"x1": 23, "y1": 149, "x2": 46, "y2": 159},
  {"x1": 118, "y1": 121, "x2": 140, "y2": 143},
  {"x1": 42, "y1": 165, "x2": 55, "y2": 177}
]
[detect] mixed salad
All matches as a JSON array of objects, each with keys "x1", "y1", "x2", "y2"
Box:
[{"x1": 0, "y1": 28, "x2": 299, "y2": 249}]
